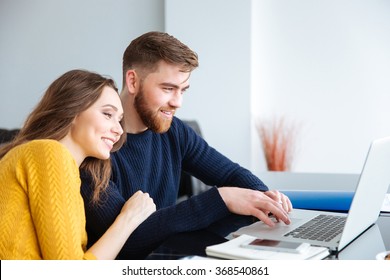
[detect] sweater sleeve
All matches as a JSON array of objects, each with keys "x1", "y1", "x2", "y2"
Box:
[
  {"x1": 24, "y1": 141, "x2": 93, "y2": 260},
  {"x1": 81, "y1": 174, "x2": 230, "y2": 259},
  {"x1": 177, "y1": 119, "x2": 269, "y2": 191}
]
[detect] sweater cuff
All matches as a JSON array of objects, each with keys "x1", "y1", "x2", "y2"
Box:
[
  {"x1": 83, "y1": 251, "x2": 98, "y2": 260},
  {"x1": 201, "y1": 186, "x2": 230, "y2": 217}
]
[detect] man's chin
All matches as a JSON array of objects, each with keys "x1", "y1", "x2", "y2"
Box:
[
  {"x1": 149, "y1": 120, "x2": 172, "y2": 133},
  {"x1": 158, "y1": 120, "x2": 172, "y2": 133},
  {"x1": 155, "y1": 125, "x2": 171, "y2": 134}
]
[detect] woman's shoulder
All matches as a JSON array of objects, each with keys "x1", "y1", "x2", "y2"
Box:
[
  {"x1": 17, "y1": 139, "x2": 70, "y2": 158},
  {"x1": 23, "y1": 139, "x2": 65, "y2": 149}
]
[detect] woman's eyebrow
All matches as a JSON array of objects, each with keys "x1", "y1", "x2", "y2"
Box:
[{"x1": 102, "y1": 104, "x2": 120, "y2": 111}]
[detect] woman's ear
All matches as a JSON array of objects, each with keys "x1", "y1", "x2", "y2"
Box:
[{"x1": 125, "y1": 70, "x2": 138, "y2": 95}]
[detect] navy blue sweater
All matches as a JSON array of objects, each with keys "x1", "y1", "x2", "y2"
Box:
[{"x1": 80, "y1": 117, "x2": 268, "y2": 259}]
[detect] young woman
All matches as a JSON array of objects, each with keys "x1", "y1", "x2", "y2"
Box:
[{"x1": 0, "y1": 69, "x2": 156, "y2": 260}]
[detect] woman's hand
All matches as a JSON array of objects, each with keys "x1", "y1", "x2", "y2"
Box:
[
  {"x1": 87, "y1": 191, "x2": 156, "y2": 259},
  {"x1": 120, "y1": 190, "x2": 156, "y2": 228}
]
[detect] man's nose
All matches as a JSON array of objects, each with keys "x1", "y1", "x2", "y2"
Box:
[{"x1": 169, "y1": 92, "x2": 182, "y2": 108}]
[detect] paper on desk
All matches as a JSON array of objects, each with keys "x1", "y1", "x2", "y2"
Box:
[
  {"x1": 381, "y1": 194, "x2": 390, "y2": 212},
  {"x1": 205, "y1": 234, "x2": 330, "y2": 260}
]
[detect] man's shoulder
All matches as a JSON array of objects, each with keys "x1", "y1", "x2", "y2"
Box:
[
  {"x1": 170, "y1": 117, "x2": 185, "y2": 130},
  {"x1": 169, "y1": 117, "x2": 196, "y2": 135}
]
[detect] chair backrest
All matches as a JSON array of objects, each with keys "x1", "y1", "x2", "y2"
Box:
[
  {"x1": 0, "y1": 129, "x2": 19, "y2": 144},
  {"x1": 178, "y1": 120, "x2": 211, "y2": 201}
]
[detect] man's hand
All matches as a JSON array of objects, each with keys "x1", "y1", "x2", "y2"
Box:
[
  {"x1": 218, "y1": 187, "x2": 292, "y2": 227},
  {"x1": 264, "y1": 189, "x2": 293, "y2": 213}
]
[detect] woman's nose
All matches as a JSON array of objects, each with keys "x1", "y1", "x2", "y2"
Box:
[{"x1": 113, "y1": 121, "x2": 124, "y2": 136}]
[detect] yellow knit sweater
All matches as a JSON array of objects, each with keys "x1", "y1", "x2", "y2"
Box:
[{"x1": 0, "y1": 140, "x2": 96, "y2": 260}]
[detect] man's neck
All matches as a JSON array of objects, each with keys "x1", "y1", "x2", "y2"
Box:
[{"x1": 122, "y1": 93, "x2": 148, "y2": 134}]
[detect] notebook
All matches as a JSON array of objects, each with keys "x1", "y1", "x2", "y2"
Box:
[
  {"x1": 206, "y1": 234, "x2": 330, "y2": 260},
  {"x1": 233, "y1": 136, "x2": 390, "y2": 253}
]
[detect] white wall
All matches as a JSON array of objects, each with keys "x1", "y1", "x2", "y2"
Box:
[
  {"x1": 165, "y1": 0, "x2": 253, "y2": 169},
  {"x1": 251, "y1": 0, "x2": 390, "y2": 174},
  {"x1": 2, "y1": 0, "x2": 390, "y2": 175},
  {"x1": 166, "y1": 0, "x2": 390, "y2": 174},
  {"x1": 0, "y1": 0, "x2": 164, "y2": 129}
]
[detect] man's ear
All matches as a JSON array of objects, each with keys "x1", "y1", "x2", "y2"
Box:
[{"x1": 125, "y1": 69, "x2": 138, "y2": 94}]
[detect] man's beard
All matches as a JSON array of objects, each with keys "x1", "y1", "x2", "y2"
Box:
[{"x1": 134, "y1": 87, "x2": 174, "y2": 133}]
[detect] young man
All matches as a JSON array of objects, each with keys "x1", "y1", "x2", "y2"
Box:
[{"x1": 81, "y1": 31, "x2": 292, "y2": 259}]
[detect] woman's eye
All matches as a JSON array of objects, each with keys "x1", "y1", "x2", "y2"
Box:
[{"x1": 103, "y1": 112, "x2": 112, "y2": 118}]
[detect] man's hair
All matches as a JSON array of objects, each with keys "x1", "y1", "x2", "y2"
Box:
[{"x1": 122, "y1": 31, "x2": 199, "y2": 87}]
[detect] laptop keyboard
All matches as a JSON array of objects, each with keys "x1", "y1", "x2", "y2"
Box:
[{"x1": 284, "y1": 214, "x2": 346, "y2": 242}]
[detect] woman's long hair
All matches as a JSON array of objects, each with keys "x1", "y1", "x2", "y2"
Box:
[{"x1": 0, "y1": 69, "x2": 126, "y2": 203}]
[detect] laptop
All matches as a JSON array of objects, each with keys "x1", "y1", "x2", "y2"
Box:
[{"x1": 233, "y1": 136, "x2": 390, "y2": 253}]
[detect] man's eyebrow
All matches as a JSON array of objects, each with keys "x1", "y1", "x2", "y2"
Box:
[
  {"x1": 182, "y1": 84, "x2": 190, "y2": 91},
  {"x1": 160, "y1": 83, "x2": 190, "y2": 91}
]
